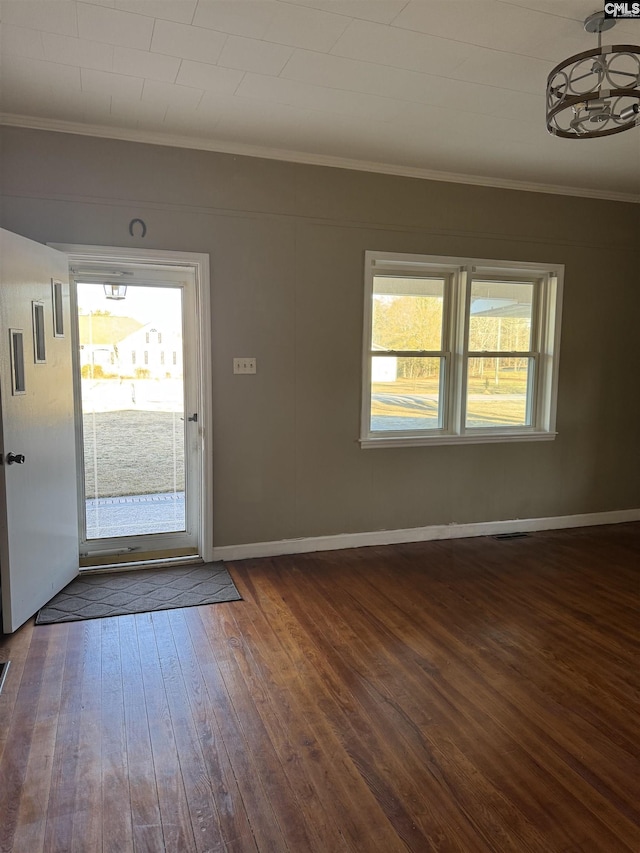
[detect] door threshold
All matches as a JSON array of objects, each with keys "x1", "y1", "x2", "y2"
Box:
[
  {"x1": 79, "y1": 545, "x2": 200, "y2": 571},
  {"x1": 80, "y1": 554, "x2": 204, "y2": 575}
]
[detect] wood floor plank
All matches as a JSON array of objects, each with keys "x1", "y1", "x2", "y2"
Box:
[
  {"x1": 134, "y1": 612, "x2": 197, "y2": 852},
  {"x1": 150, "y1": 609, "x2": 226, "y2": 852},
  {"x1": 183, "y1": 605, "x2": 284, "y2": 853},
  {"x1": 226, "y1": 567, "x2": 417, "y2": 852},
  {"x1": 344, "y1": 548, "x2": 637, "y2": 849},
  {"x1": 350, "y1": 540, "x2": 640, "y2": 827},
  {"x1": 42, "y1": 620, "x2": 90, "y2": 853},
  {"x1": 195, "y1": 604, "x2": 314, "y2": 852},
  {"x1": 167, "y1": 608, "x2": 259, "y2": 851},
  {"x1": 100, "y1": 616, "x2": 133, "y2": 853},
  {"x1": 184, "y1": 603, "x2": 293, "y2": 853},
  {"x1": 1, "y1": 522, "x2": 638, "y2": 853},
  {"x1": 70, "y1": 619, "x2": 103, "y2": 853},
  {"x1": 10, "y1": 623, "x2": 69, "y2": 853},
  {"x1": 211, "y1": 598, "x2": 357, "y2": 852},
  {"x1": 274, "y1": 535, "x2": 639, "y2": 852},
  {"x1": 117, "y1": 615, "x2": 164, "y2": 853},
  {"x1": 0, "y1": 622, "x2": 51, "y2": 852},
  {"x1": 244, "y1": 558, "x2": 501, "y2": 852},
  {"x1": 0, "y1": 618, "x2": 36, "y2": 767}
]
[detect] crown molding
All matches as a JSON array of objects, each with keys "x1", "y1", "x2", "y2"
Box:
[{"x1": 1, "y1": 113, "x2": 639, "y2": 204}]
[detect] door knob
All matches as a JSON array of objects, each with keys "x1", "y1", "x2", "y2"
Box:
[{"x1": 6, "y1": 453, "x2": 26, "y2": 465}]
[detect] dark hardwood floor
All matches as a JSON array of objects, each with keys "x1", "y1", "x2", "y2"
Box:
[{"x1": 0, "y1": 522, "x2": 638, "y2": 852}]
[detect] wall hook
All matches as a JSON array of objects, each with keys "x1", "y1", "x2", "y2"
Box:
[{"x1": 129, "y1": 218, "x2": 147, "y2": 238}]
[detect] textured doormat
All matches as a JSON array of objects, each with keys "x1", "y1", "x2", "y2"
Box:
[{"x1": 35, "y1": 563, "x2": 242, "y2": 624}]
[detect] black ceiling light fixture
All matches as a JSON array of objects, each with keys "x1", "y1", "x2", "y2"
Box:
[{"x1": 546, "y1": 10, "x2": 640, "y2": 138}]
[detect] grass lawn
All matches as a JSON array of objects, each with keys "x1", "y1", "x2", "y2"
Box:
[
  {"x1": 373, "y1": 369, "x2": 528, "y2": 397},
  {"x1": 372, "y1": 369, "x2": 529, "y2": 427},
  {"x1": 83, "y1": 410, "x2": 185, "y2": 498}
]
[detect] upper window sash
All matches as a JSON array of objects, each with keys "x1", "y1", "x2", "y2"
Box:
[{"x1": 465, "y1": 275, "x2": 540, "y2": 353}]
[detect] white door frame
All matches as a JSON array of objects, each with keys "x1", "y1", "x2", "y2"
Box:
[{"x1": 51, "y1": 244, "x2": 214, "y2": 563}]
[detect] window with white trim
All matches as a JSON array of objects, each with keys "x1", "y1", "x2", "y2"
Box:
[{"x1": 361, "y1": 252, "x2": 563, "y2": 447}]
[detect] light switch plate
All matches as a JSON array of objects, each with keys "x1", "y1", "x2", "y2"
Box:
[{"x1": 233, "y1": 357, "x2": 256, "y2": 374}]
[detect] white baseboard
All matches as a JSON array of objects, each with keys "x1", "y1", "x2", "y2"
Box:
[{"x1": 212, "y1": 508, "x2": 640, "y2": 562}]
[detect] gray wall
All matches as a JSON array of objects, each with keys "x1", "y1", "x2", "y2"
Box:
[{"x1": 1, "y1": 126, "x2": 638, "y2": 547}]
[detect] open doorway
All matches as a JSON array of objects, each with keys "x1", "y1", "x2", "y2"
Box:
[{"x1": 55, "y1": 245, "x2": 213, "y2": 570}]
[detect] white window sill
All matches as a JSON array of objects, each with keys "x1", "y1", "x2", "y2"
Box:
[{"x1": 360, "y1": 431, "x2": 558, "y2": 449}]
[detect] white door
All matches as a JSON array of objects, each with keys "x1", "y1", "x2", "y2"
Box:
[{"x1": 0, "y1": 229, "x2": 78, "y2": 633}]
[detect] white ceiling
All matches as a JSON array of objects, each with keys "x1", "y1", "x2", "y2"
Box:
[{"x1": 1, "y1": 0, "x2": 639, "y2": 200}]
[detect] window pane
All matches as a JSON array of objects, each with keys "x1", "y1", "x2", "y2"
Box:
[
  {"x1": 52, "y1": 280, "x2": 64, "y2": 337},
  {"x1": 10, "y1": 330, "x2": 26, "y2": 394},
  {"x1": 469, "y1": 281, "x2": 533, "y2": 352},
  {"x1": 466, "y1": 358, "x2": 532, "y2": 428},
  {"x1": 372, "y1": 276, "x2": 444, "y2": 351},
  {"x1": 77, "y1": 282, "x2": 186, "y2": 538},
  {"x1": 33, "y1": 302, "x2": 46, "y2": 363},
  {"x1": 371, "y1": 357, "x2": 441, "y2": 432}
]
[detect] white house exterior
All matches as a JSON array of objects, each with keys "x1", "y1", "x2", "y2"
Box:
[
  {"x1": 78, "y1": 315, "x2": 183, "y2": 380},
  {"x1": 118, "y1": 323, "x2": 183, "y2": 379},
  {"x1": 371, "y1": 344, "x2": 398, "y2": 382}
]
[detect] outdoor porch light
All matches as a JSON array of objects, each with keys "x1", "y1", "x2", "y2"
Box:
[
  {"x1": 103, "y1": 283, "x2": 128, "y2": 300},
  {"x1": 546, "y1": 11, "x2": 640, "y2": 138}
]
